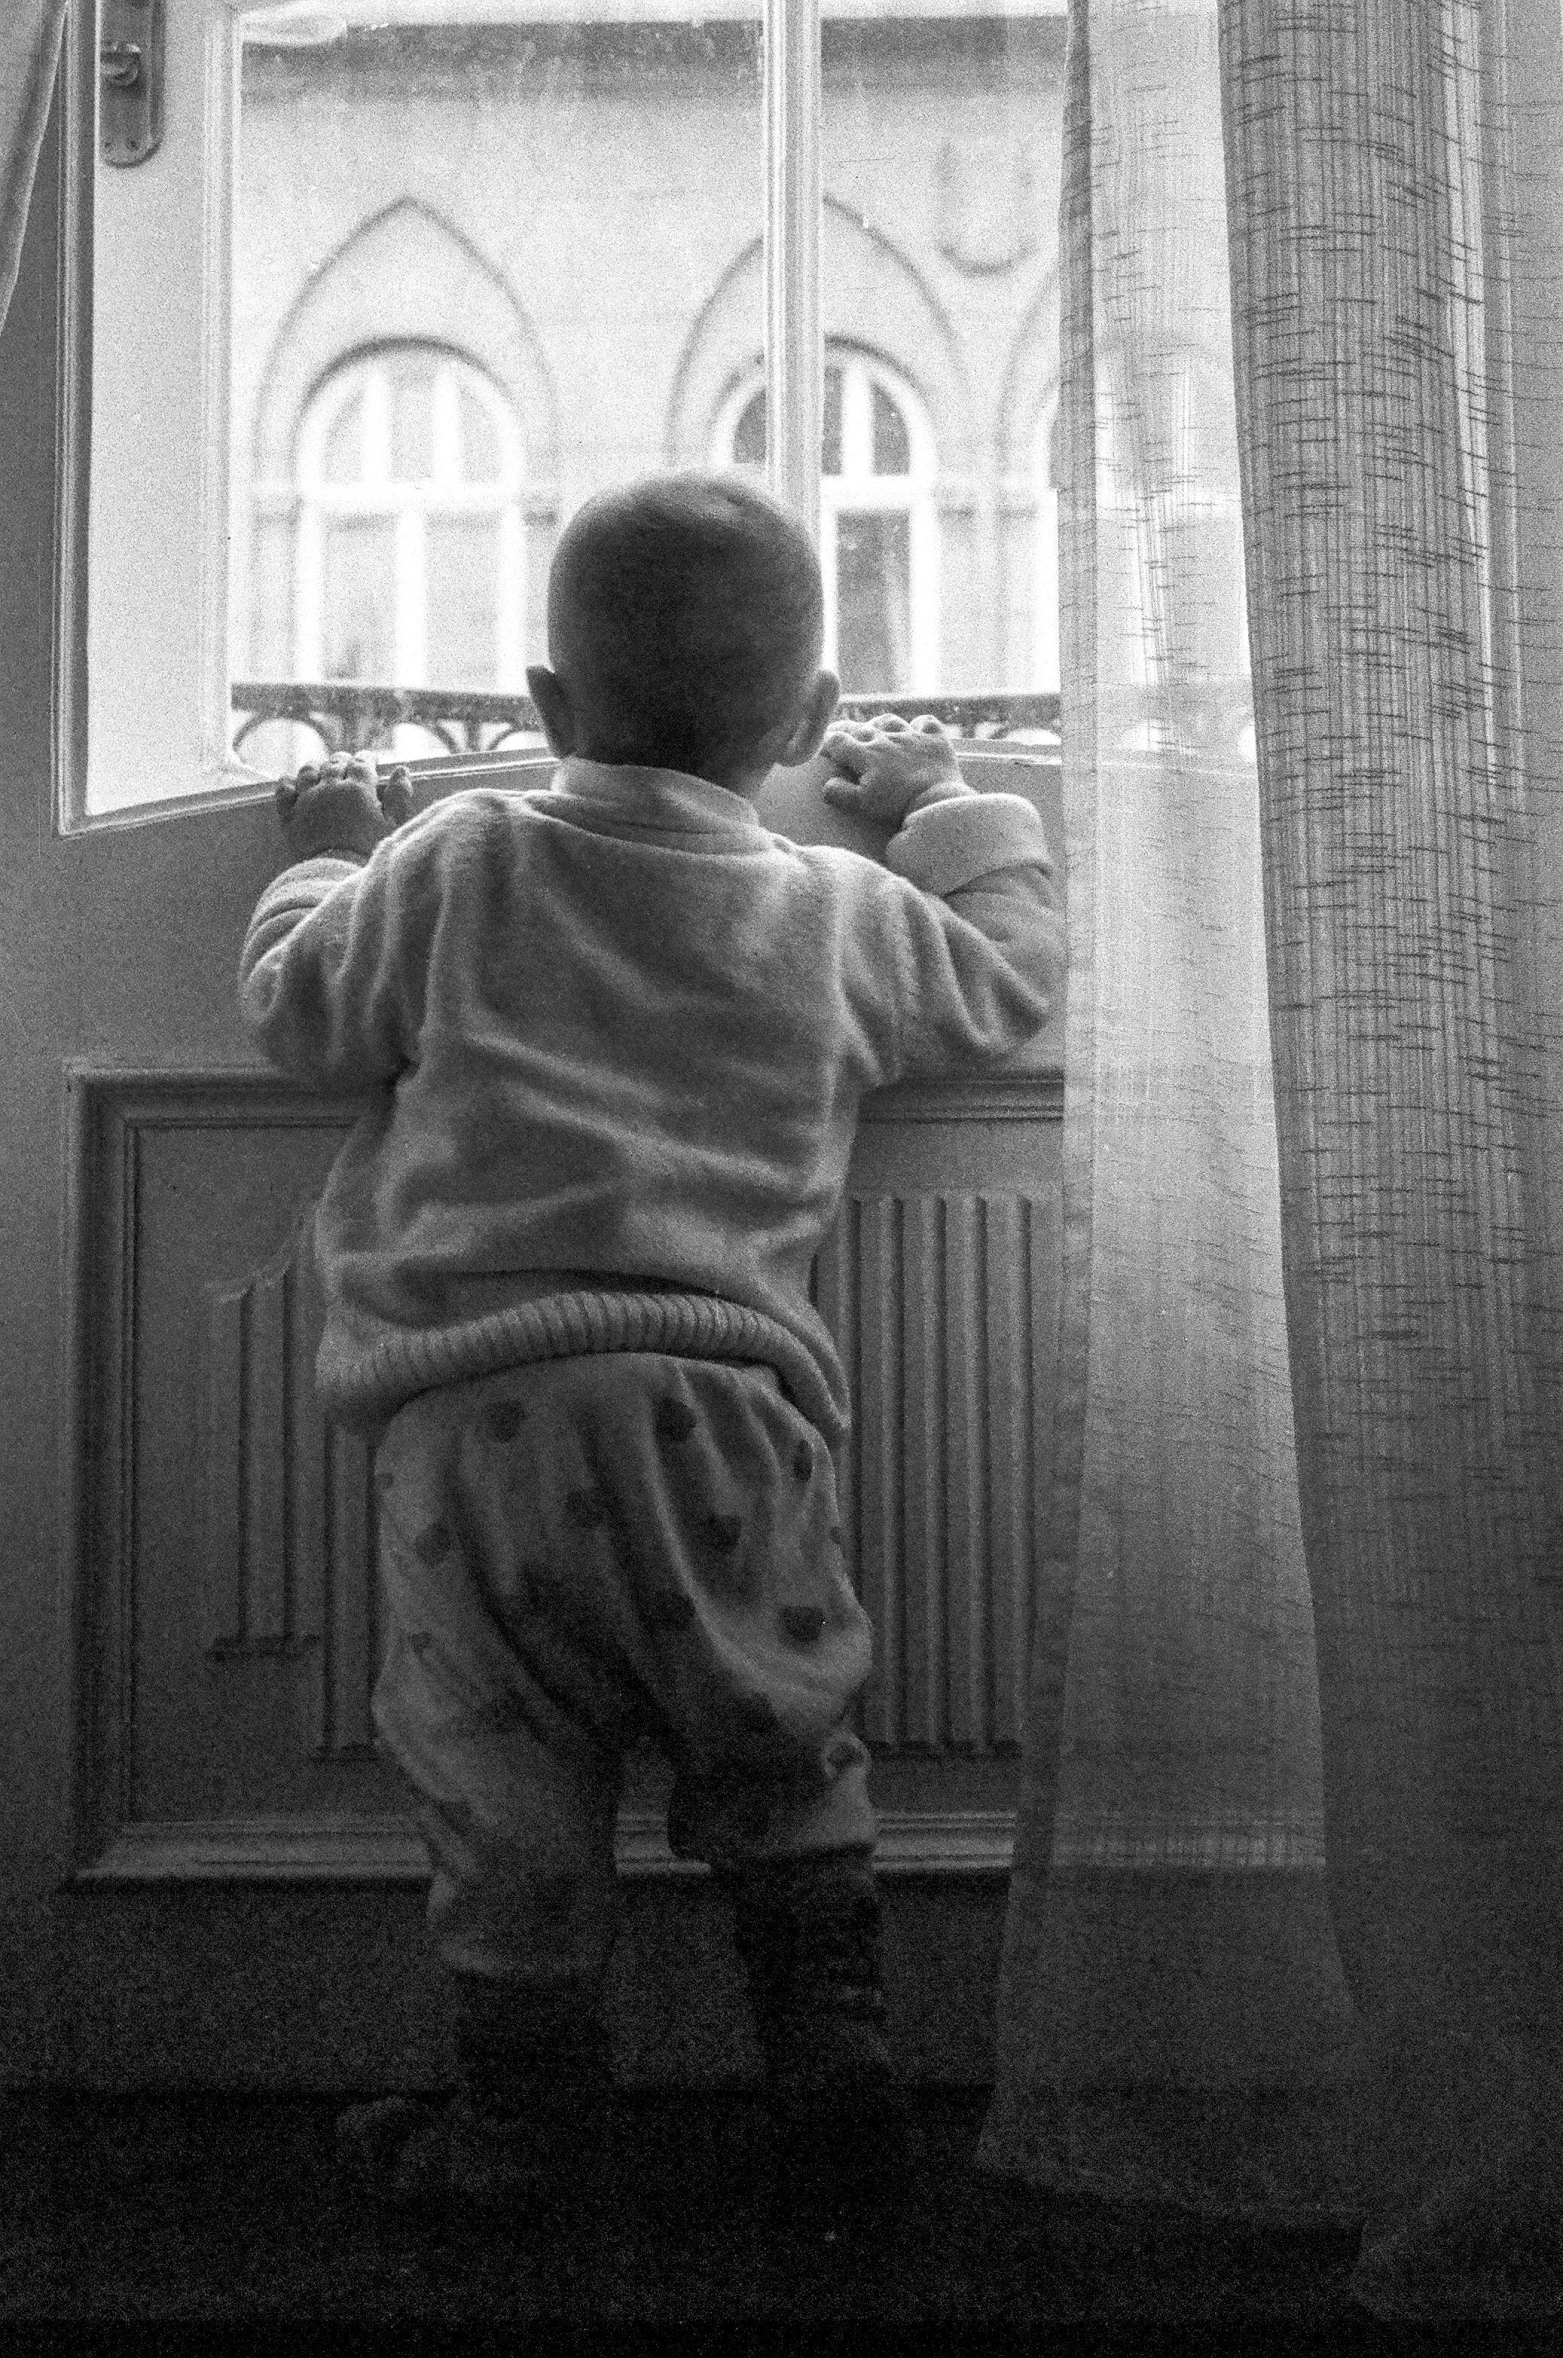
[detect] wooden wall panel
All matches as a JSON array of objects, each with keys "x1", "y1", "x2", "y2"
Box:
[{"x1": 67, "y1": 1066, "x2": 1060, "y2": 1883}]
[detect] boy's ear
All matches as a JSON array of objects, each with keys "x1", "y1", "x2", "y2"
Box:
[
  {"x1": 526, "y1": 666, "x2": 577, "y2": 758},
  {"x1": 775, "y1": 669, "x2": 841, "y2": 768}
]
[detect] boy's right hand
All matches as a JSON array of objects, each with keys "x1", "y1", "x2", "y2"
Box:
[
  {"x1": 819, "y1": 714, "x2": 967, "y2": 830},
  {"x1": 274, "y1": 753, "x2": 415, "y2": 864}
]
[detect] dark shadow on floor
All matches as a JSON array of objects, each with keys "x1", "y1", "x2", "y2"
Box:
[{"x1": 2, "y1": 2088, "x2": 1376, "y2": 2347}]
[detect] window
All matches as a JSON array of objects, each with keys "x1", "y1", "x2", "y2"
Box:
[
  {"x1": 287, "y1": 347, "x2": 525, "y2": 695},
  {"x1": 77, "y1": 0, "x2": 1067, "y2": 823},
  {"x1": 714, "y1": 350, "x2": 939, "y2": 693}
]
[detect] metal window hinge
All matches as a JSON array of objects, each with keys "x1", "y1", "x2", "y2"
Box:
[{"x1": 101, "y1": 0, "x2": 164, "y2": 168}]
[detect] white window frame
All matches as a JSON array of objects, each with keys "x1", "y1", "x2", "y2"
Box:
[
  {"x1": 76, "y1": 0, "x2": 250, "y2": 822},
  {"x1": 71, "y1": 0, "x2": 833, "y2": 825},
  {"x1": 70, "y1": 0, "x2": 1062, "y2": 828}
]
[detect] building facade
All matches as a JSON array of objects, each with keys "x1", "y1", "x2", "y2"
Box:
[{"x1": 231, "y1": 10, "x2": 1068, "y2": 768}]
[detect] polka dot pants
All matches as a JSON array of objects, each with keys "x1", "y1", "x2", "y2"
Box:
[{"x1": 371, "y1": 1352, "x2": 877, "y2": 1985}]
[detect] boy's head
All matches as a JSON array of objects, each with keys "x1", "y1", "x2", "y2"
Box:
[{"x1": 526, "y1": 473, "x2": 838, "y2": 791}]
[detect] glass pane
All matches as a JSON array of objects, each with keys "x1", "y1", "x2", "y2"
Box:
[
  {"x1": 822, "y1": 364, "x2": 843, "y2": 478},
  {"x1": 733, "y1": 387, "x2": 767, "y2": 469},
  {"x1": 458, "y1": 387, "x2": 503, "y2": 485},
  {"x1": 872, "y1": 381, "x2": 910, "y2": 477},
  {"x1": 426, "y1": 517, "x2": 502, "y2": 689},
  {"x1": 321, "y1": 392, "x2": 365, "y2": 484},
  {"x1": 247, "y1": 513, "x2": 293, "y2": 678},
  {"x1": 836, "y1": 511, "x2": 910, "y2": 696},
  {"x1": 390, "y1": 360, "x2": 435, "y2": 483},
  {"x1": 824, "y1": 9, "x2": 1066, "y2": 704},
  {"x1": 233, "y1": 6, "x2": 763, "y2": 762},
  {"x1": 320, "y1": 516, "x2": 398, "y2": 682}
]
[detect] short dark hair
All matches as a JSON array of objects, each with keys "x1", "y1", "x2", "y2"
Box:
[{"x1": 547, "y1": 473, "x2": 824, "y2": 778}]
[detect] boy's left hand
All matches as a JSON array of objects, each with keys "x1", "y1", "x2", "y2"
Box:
[
  {"x1": 819, "y1": 714, "x2": 965, "y2": 829},
  {"x1": 274, "y1": 753, "x2": 415, "y2": 863}
]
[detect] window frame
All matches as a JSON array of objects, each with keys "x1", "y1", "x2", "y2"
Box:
[
  {"x1": 64, "y1": 0, "x2": 1075, "y2": 829},
  {"x1": 64, "y1": 0, "x2": 836, "y2": 829},
  {"x1": 66, "y1": 0, "x2": 246, "y2": 827}
]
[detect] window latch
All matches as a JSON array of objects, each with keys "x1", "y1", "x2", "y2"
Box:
[{"x1": 101, "y1": 0, "x2": 164, "y2": 169}]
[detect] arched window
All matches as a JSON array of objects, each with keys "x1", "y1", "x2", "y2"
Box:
[
  {"x1": 293, "y1": 345, "x2": 526, "y2": 692},
  {"x1": 713, "y1": 350, "x2": 940, "y2": 695}
]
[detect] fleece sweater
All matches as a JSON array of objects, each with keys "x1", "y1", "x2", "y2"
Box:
[{"x1": 239, "y1": 757, "x2": 1064, "y2": 1442}]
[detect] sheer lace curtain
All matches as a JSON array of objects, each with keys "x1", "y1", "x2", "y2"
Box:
[
  {"x1": 0, "y1": 2, "x2": 65, "y2": 333},
  {"x1": 986, "y1": 0, "x2": 1563, "y2": 2315}
]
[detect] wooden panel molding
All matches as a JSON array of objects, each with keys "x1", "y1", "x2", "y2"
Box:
[
  {"x1": 65, "y1": 1065, "x2": 1062, "y2": 1886},
  {"x1": 201, "y1": 1203, "x2": 379, "y2": 1759},
  {"x1": 72, "y1": 1807, "x2": 1019, "y2": 1886},
  {"x1": 64, "y1": 1064, "x2": 360, "y2": 1869}
]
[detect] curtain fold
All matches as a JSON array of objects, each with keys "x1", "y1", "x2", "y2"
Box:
[
  {"x1": 981, "y1": 0, "x2": 1356, "y2": 2224},
  {"x1": 989, "y1": 0, "x2": 1563, "y2": 2313},
  {"x1": 0, "y1": 1, "x2": 67, "y2": 337},
  {"x1": 1221, "y1": 0, "x2": 1563, "y2": 2314}
]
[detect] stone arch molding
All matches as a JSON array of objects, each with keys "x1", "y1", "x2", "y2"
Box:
[
  {"x1": 666, "y1": 198, "x2": 972, "y2": 476},
  {"x1": 252, "y1": 199, "x2": 560, "y2": 486}
]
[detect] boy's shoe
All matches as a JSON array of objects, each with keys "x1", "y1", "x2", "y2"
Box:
[
  {"x1": 336, "y1": 2086, "x2": 616, "y2": 2222},
  {"x1": 335, "y1": 1987, "x2": 617, "y2": 2226},
  {"x1": 727, "y1": 1854, "x2": 922, "y2": 2206},
  {"x1": 335, "y1": 2093, "x2": 450, "y2": 2214}
]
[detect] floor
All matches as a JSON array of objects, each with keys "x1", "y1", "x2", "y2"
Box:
[{"x1": 0, "y1": 2086, "x2": 1471, "y2": 2353}]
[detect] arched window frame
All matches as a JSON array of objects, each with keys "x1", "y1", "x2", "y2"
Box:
[
  {"x1": 291, "y1": 344, "x2": 528, "y2": 693},
  {"x1": 710, "y1": 347, "x2": 941, "y2": 693}
]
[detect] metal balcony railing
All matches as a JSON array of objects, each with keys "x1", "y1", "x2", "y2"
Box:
[
  {"x1": 231, "y1": 679, "x2": 1259, "y2": 770},
  {"x1": 230, "y1": 681, "x2": 1065, "y2": 765}
]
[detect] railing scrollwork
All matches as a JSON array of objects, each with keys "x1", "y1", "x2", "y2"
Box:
[
  {"x1": 231, "y1": 678, "x2": 1257, "y2": 768},
  {"x1": 231, "y1": 680, "x2": 1066, "y2": 767}
]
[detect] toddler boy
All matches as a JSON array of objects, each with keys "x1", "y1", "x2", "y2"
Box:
[{"x1": 239, "y1": 473, "x2": 1063, "y2": 2219}]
